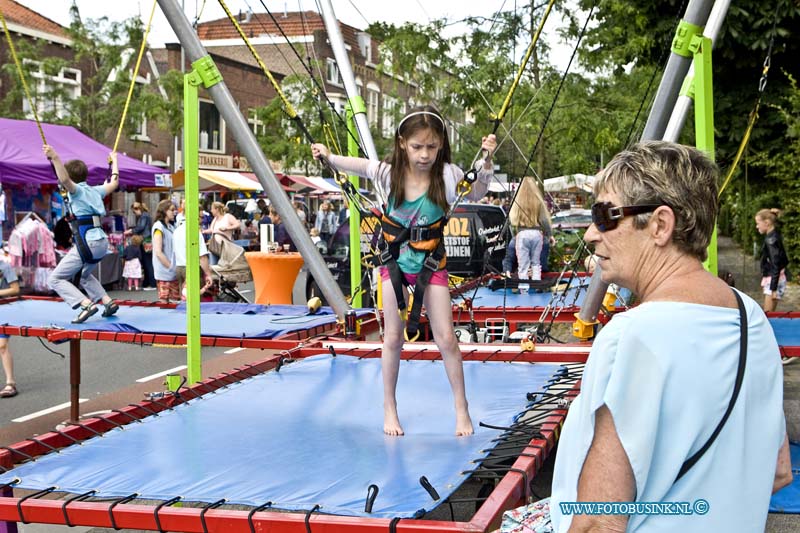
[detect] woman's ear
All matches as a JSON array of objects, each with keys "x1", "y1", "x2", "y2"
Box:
[{"x1": 650, "y1": 205, "x2": 676, "y2": 247}]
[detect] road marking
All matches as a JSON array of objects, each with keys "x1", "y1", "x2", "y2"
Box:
[
  {"x1": 13, "y1": 400, "x2": 89, "y2": 423},
  {"x1": 224, "y1": 347, "x2": 246, "y2": 354},
  {"x1": 136, "y1": 365, "x2": 187, "y2": 383}
]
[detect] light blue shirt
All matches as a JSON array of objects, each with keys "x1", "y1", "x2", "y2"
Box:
[
  {"x1": 551, "y1": 291, "x2": 785, "y2": 532},
  {"x1": 68, "y1": 183, "x2": 107, "y2": 242}
]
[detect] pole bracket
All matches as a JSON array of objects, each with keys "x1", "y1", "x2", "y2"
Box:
[
  {"x1": 671, "y1": 20, "x2": 703, "y2": 58},
  {"x1": 191, "y1": 55, "x2": 223, "y2": 88}
]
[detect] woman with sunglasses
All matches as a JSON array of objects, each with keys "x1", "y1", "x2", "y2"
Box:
[{"x1": 536, "y1": 142, "x2": 789, "y2": 532}]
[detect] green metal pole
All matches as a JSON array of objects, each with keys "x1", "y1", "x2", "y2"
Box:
[
  {"x1": 345, "y1": 101, "x2": 363, "y2": 307},
  {"x1": 184, "y1": 69, "x2": 202, "y2": 384},
  {"x1": 692, "y1": 35, "x2": 717, "y2": 275}
]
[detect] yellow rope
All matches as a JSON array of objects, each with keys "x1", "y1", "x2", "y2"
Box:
[
  {"x1": 718, "y1": 105, "x2": 760, "y2": 198},
  {"x1": 112, "y1": 0, "x2": 158, "y2": 154},
  {"x1": 216, "y1": 0, "x2": 300, "y2": 119},
  {"x1": 0, "y1": 8, "x2": 46, "y2": 143},
  {"x1": 493, "y1": 0, "x2": 557, "y2": 123}
]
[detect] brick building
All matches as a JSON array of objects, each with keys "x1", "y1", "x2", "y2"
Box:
[{"x1": 194, "y1": 10, "x2": 461, "y2": 149}]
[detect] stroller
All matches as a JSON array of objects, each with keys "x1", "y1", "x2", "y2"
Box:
[{"x1": 209, "y1": 236, "x2": 253, "y2": 303}]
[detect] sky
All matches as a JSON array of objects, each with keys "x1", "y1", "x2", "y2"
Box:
[{"x1": 16, "y1": 0, "x2": 577, "y2": 69}]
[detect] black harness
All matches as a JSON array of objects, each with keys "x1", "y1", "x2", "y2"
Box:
[
  {"x1": 69, "y1": 215, "x2": 103, "y2": 265},
  {"x1": 370, "y1": 213, "x2": 447, "y2": 342}
]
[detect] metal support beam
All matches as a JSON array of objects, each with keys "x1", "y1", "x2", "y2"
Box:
[
  {"x1": 184, "y1": 66, "x2": 203, "y2": 384},
  {"x1": 641, "y1": 0, "x2": 716, "y2": 140},
  {"x1": 576, "y1": 0, "x2": 716, "y2": 335},
  {"x1": 664, "y1": 0, "x2": 731, "y2": 141},
  {"x1": 317, "y1": 0, "x2": 386, "y2": 203},
  {"x1": 157, "y1": 0, "x2": 351, "y2": 319}
]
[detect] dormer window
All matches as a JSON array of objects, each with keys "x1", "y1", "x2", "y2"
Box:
[{"x1": 357, "y1": 32, "x2": 372, "y2": 62}]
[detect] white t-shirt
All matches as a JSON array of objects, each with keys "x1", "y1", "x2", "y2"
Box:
[
  {"x1": 172, "y1": 221, "x2": 208, "y2": 268},
  {"x1": 551, "y1": 291, "x2": 785, "y2": 532}
]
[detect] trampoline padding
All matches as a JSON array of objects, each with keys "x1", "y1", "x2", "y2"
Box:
[
  {"x1": 0, "y1": 300, "x2": 367, "y2": 339},
  {"x1": 769, "y1": 318, "x2": 800, "y2": 348},
  {"x1": 0, "y1": 354, "x2": 563, "y2": 518},
  {"x1": 463, "y1": 283, "x2": 598, "y2": 308}
]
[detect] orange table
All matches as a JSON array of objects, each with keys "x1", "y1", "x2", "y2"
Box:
[{"x1": 244, "y1": 252, "x2": 305, "y2": 305}]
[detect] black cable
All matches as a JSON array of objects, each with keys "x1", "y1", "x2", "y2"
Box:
[{"x1": 37, "y1": 336, "x2": 65, "y2": 358}]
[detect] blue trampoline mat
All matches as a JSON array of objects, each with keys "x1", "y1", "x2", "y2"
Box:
[
  {"x1": 770, "y1": 443, "x2": 800, "y2": 513},
  {"x1": 461, "y1": 283, "x2": 612, "y2": 308},
  {"x1": 769, "y1": 318, "x2": 800, "y2": 348},
  {"x1": 0, "y1": 354, "x2": 563, "y2": 518},
  {"x1": 0, "y1": 300, "x2": 369, "y2": 339}
]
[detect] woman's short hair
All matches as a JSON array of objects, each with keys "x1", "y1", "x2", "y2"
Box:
[
  {"x1": 64, "y1": 160, "x2": 88, "y2": 183},
  {"x1": 595, "y1": 141, "x2": 719, "y2": 261},
  {"x1": 211, "y1": 201, "x2": 226, "y2": 214},
  {"x1": 131, "y1": 201, "x2": 149, "y2": 213}
]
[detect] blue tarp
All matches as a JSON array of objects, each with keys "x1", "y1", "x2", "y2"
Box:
[
  {"x1": 0, "y1": 354, "x2": 563, "y2": 518},
  {"x1": 461, "y1": 283, "x2": 604, "y2": 308},
  {"x1": 769, "y1": 317, "x2": 800, "y2": 348},
  {"x1": 0, "y1": 300, "x2": 368, "y2": 339},
  {"x1": 770, "y1": 443, "x2": 800, "y2": 513}
]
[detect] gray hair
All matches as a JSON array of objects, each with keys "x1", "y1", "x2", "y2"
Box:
[{"x1": 594, "y1": 141, "x2": 719, "y2": 261}]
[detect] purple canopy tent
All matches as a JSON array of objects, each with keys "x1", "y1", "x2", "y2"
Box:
[{"x1": 0, "y1": 118, "x2": 163, "y2": 187}]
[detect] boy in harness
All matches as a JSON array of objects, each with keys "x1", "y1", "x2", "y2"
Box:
[
  {"x1": 311, "y1": 105, "x2": 497, "y2": 437},
  {"x1": 44, "y1": 145, "x2": 120, "y2": 324}
]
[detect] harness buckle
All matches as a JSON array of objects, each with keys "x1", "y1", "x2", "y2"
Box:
[
  {"x1": 423, "y1": 254, "x2": 441, "y2": 272},
  {"x1": 409, "y1": 226, "x2": 429, "y2": 242},
  {"x1": 379, "y1": 250, "x2": 393, "y2": 265}
]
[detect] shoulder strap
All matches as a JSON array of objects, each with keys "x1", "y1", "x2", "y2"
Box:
[{"x1": 675, "y1": 289, "x2": 748, "y2": 482}]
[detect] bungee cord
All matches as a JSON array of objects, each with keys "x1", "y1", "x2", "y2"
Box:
[{"x1": 0, "y1": 7, "x2": 46, "y2": 143}]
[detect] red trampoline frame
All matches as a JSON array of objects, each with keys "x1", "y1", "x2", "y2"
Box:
[{"x1": 0, "y1": 341, "x2": 586, "y2": 533}]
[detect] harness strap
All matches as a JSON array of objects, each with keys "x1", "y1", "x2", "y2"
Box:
[
  {"x1": 404, "y1": 241, "x2": 446, "y2": 342},
  {"x1": 69, "y1": 216, "x2": 103, "y2": 265},
  {"x1": 675, "y1": 288, "x2": 747, "y2": 483}
]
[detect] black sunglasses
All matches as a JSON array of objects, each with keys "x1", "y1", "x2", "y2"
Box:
[{"x1": 590, "y1": 202, "x2": 662, "y2": 232}]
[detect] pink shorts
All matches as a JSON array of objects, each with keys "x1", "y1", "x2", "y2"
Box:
[{"x1": 379, "y1": 267, "x2": 449, "y2": 287}]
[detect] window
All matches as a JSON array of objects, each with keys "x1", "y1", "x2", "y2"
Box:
[
  {"x1": 131, "y1": 75, "x2": 150, "y2": 141},
  {"x1": 366, "y1": 84, "x2": 380, "y2": 127},
  {"x1": 199, "y1": 100, "x2": 224, "y2": 152},
  {"x1": 132, "y1": 114, "x2": 148, "y2": 141},
  {"x1": 357, "y1": 32, "x2": 372, "y2": 62},
  {"x1": 248, "y1": 109, "x2": 266, "y2": 136},
  {"x1": 326, "y1": 58, "x2": 341, "y2": 86},
  {"x1": 382, "y1": 96, "x2": 398, "y2": 137},
  {"x1": 22, "y1": 60, "x2": 81, "y2": 120},
  {"x1": 355, "y1": 77, "x2": 363, "y2": 98},
  {"x1": 449, "y1": 122, "x2": 461, "y2": 152}
]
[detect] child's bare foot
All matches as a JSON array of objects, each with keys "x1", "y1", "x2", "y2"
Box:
[
  {"x1": 384, "y1": 406, "x2": 404, "y2": 436},
  {"x1": 455, "y1": 408, "x2": 474, "y2": 436}
]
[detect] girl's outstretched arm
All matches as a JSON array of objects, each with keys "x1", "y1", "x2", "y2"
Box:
[{"x1": 311, "y1": 143, "x2": 371, "y2": 178}]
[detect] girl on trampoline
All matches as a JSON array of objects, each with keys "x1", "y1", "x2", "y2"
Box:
[
  {"x1": 44, "y1": 145, "x2": 120, "y2": 324},
  {"x1": 312, "y1": 105, "x2": 497, "y2": 436}
]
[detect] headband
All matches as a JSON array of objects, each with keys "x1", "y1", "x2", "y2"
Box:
[{"x1": 396, "y1": 110, "x2": 445, "y2": 133}]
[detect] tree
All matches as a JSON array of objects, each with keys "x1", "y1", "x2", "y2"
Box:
[{"x1": 0, "y1": 4, "x2": 179, "y2": 145}]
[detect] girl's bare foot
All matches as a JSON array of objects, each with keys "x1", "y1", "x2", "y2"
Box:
[
  {"x1": 455, "y1": 408, "x2": 474, "y2": 436},
  {"x1": 384, "y1": 405, "x2": 404, "y2": 436}
]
